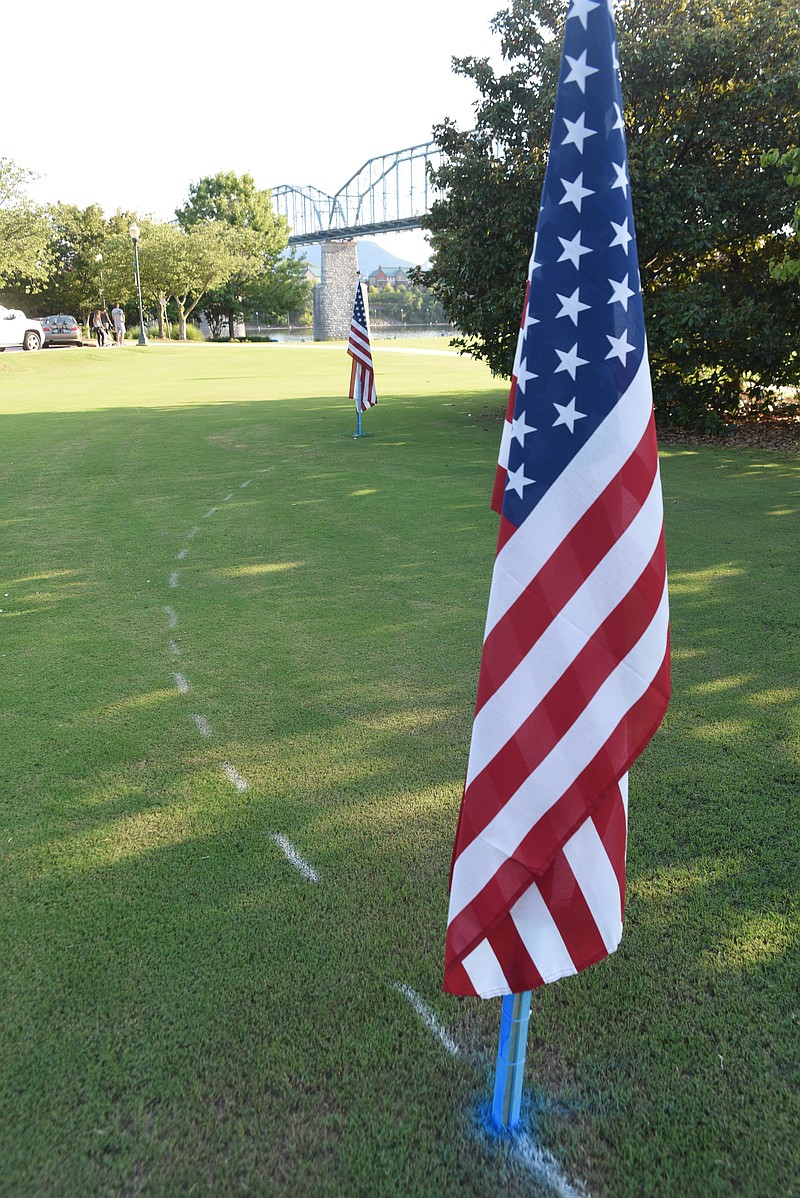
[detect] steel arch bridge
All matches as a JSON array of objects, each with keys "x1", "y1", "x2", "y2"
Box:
[{"x1": 270, "y1": 140, "x2": 446, "y2": 245}]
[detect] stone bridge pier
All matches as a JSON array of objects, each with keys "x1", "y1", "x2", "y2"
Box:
[{"x1": 312, "y1": 240, "x2": 359, "y2": 340}]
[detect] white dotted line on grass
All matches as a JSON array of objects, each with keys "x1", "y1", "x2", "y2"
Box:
[
  {"x1": 511, "y1": 1133, "x2": 588, "y2": 1198},
  {"x1": 161, "y1": 481, "x2": 322, "y2": 890},
  {"x1": 268, "y1": 832, "x2": 320, "y2": 883},
  {"x1": 222, "y1": 762, "x2": 248, "y2": 792},
  {"x1": 190, "y1": 713, "x2": 213, "y2": 737},
  {"x1": 392, "y1": 982, "x2": 460, "y2": 1056}
]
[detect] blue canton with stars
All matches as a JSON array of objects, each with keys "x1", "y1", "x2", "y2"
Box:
[{"x1": 503, "y1": 0, "x2": 645, "y2": 526}]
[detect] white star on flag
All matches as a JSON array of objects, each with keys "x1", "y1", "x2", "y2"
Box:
[
  {"x1": 568, "y1": 0, "x2": 600, "y2": 30},
  {"x1": 609, "y1": 218, "x2": 633, "y2": 253},
  {"x1": 612, "y1": 102, "x2": 625, "y2": 132},
  {"x1": 516, "y1": 357, "x2": 538, "y2": 393},
  {"x1": 608, "y1": 274, "x2": 635, "y2": 310},
  {"x1": 555, "y1": 342, "x2": 589, "y2": 379},
  {"x1": 511, "y1": 412, "x2": 537, "y2": 444},
  {"x1": 611, "y1": 161, "x2": 630, "y2": 196},
  {"x1": 563, "y1": 50, "x2": 599, "y2": 93},
  {"x1": 560, "y1": 172, "x2": 595, "y2": 212},
  {"x1": 562, "y1": 112, "x2": 597, "y2": 153},
  {"x1": 505, "y1": 463, "x2": 535, "y2": 497},
  {"x1": 605, "y1": 330, "x2": 636, "y2": 364},
  {"x1": 558, "y1": 230, "x2": 593, "y2": 268},
  {"x1": 556, "y1": 287, "x2": 591, "y2": 325},
  {"x1": 552, "y1": 397, "x2": 588, "y2": 432}
]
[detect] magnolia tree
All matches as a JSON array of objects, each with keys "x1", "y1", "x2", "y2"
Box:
[{"x1": 763, "y1": 148, "x2": 800, "y2": 284}]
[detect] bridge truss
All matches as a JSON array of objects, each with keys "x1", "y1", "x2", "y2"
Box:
[{"x1": 270, "y1": 140, "x2": 446, "y2": 245}]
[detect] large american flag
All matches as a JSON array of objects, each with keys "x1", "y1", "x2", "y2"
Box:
[
  {"x1": 347, "y1": 281, "x2": 377, "y2": 411},
  {"x1": 444, "y1": 0, "x2": 670, "y2": 999}
]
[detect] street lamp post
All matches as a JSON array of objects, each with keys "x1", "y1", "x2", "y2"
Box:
[{"x1": 128, "y1": 223, "x2": 148, "y2": 346}]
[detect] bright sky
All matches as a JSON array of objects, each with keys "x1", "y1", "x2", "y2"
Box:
[{"x1": 4, "y1": 1, "x2": 504, "y2": 264}]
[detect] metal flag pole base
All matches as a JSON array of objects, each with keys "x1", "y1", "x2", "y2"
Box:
[
  {"x1": 491, "y1": 991, "x2": 532, "y2": 1132},
  {"x1": 353, "y1": 396, "x2": 363, "y2": 438}
]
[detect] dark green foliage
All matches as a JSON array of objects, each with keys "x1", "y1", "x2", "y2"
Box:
[
  {"x1": 422, "y1": 0, "x2": 800, "y2": 428},
  {"x1": 762, "y1": 146, "x2": 800, "y2": 282}
]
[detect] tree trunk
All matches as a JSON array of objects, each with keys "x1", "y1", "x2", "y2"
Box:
[
  {"x1": 228, "y1": 311, "x2": 235, "y2": 340},
  {"x1": 177, "y1": 300, "x2": 187, "y2": 341}
]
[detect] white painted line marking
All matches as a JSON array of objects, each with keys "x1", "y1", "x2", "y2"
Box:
[
  {"x1": 392, "y1": 982, "x2": 460, "y2": 1056},
  {"x1": 169, "y1": 640, "x2": 180, "y2": 657},
  {"x1": 511, "y1": 1132, "x2": 588, "y2": 1198},
  {"x1": 191, "y1": 713, "x2": 213, "y2": 737},
  {"x1": 202, "y1": 508, "x2": 217, "y2": 519},
  {"x1": 223, "y1": 763, "x2": 248, "y2": 792},
  {"x1": 163, "y1": 605, "x2": 178, "y2": 628},
  {"x1": 173, "y1": 672, "x2": 189, "y2": 694},
  {"x1": 222, "y1": 492, "x2": 234, "y2": 502},
  {"x1": 240, "y1": 479, "x2": 252, "y2": 488},
  {"x1": 168, "y1": 572, "x2": 179, "y2": 588},
  {"x1": 176, "y1": 549, "x2": 188, "y2": 560},
  {"x1": 268, "y1": 833, "x2": 319, "y2": 883},
  {"x1": 187, "y1": 527, "x2": 200, "y2": 539}
]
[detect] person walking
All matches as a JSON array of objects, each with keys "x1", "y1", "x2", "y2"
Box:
[
  {"x1": 100, "y1": 308, "x2": 113, "y2": 346},
  {"x1": 111, "y1": 302, "x2": 126, "y2": 346},
  {"x1": 92, "y1": 310, "x2": 104, "y2": 347}
]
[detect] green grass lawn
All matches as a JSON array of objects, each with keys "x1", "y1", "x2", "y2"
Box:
[{"x1": 1, "y1": 342, "x2": 798, "y2": 1197}]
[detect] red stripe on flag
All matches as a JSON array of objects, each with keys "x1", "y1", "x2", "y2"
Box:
[{"x1": 487, "y1": 917, "x2": 543, "y2": 993}]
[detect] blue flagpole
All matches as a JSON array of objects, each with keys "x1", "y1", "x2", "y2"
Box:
[
  {"x1": 491, "y1": 991, "x2": 532, "y2": 1131},
  {"x1": 354, "y1": 374, "x2": 363, "y2": 438}
]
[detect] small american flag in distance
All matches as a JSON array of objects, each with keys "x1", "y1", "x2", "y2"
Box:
[{"x1": 348, "y1": 281, "x2": 377, "y2": 411}]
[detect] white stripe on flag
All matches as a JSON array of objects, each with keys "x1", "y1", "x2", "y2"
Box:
[
  {"x1": 563, "y1": 815, "x2": 623, "y2": 953},
  {"x1": 461, "y1": 937, "x2": 508, "y2": 998},
  {"x1": 512, "y1": 882, "x2": 575, "y2": 984}
]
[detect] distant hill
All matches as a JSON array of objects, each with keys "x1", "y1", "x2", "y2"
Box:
[{"x1": 291, "y1": 240, "x2": 420, "y2": 278}]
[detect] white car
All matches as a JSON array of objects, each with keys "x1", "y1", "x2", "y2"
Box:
[{"x1": 0, "y1": 305, "x2": 44, "y2": 352}]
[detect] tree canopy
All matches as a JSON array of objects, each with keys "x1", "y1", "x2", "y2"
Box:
[
  {"x1": 176, "y1": 171, "x2": 309, "y2": 337},
  {"x1": 0, "y1": 159, "x2": 51, "y2": 290},
  {"x1": 422, "y1": 0, "x2": 800, "y2": 427}
]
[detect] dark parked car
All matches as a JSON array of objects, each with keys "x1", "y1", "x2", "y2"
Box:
[{"x1": 42, "y1": 314, "x2": 83, "y2": 348}]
